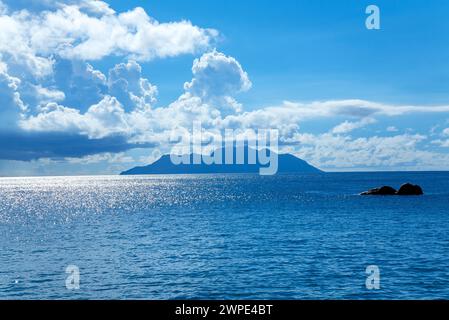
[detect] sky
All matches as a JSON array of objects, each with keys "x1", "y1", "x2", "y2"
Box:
[{"x1": 1, "y1": 0, "x2": 449, "y2": 176}]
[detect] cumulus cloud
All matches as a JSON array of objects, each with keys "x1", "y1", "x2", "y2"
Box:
[
  {"x1": 18, "y1": 50, "x2": 251, "y2": 147},
  {"x1": 0, "y1": 2, "x2": 217, "y2": 63},
  {"x1": 2, "y1": 1, "x2": 449, "y2": 171},
  {"x1": 0, "y1": 61, "x2": 26, "y2": 129},
  {"x1": 0, "y1": 0, "x2": 217, "y2": 77},
  {"x1": 17, "y1": 76, "x2": 449, "y2": 169},
  {"x1": 290, "y1": 133, "x2": 445, "y2": 170},
  {"x1": 52, "y1": 59, "x2": 107, "y2": 111},
  {"x1": 108, "y1": 60, "x2": 157, "y2": 110},
  {"x1": 21, "y1": 96, "x2": 132, "y2": 139},
  {"x1": 219, "y1": 99, "x2": 449, "y2": 140},
  {"x1": 182, "y1": 50, "x2": 251, "y2": 115},
  {"x1": 184, "y1": 50, "x2": 251, "y2": 98},
  {"x1": 0, "y1": 0, "x2": 219, "y2": 160},
  {"x1": 331, "y1": 118, "x2": 376, "y2": 134},
  {"x1": 7, "y1": 56, "x2": 160, "y2": 140},
  {"x1": 11, "y1": 53, "x2": 449, "y2": 169}
]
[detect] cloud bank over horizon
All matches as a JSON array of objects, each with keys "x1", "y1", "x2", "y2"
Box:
[{"x1": 1, "y1": 0, "x2": 449, "y2": 175}]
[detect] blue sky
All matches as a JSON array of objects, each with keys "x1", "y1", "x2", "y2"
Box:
[
  {"x1": 109, "y1": 0, "x2": 449, "y2": 107},
  {"x1": 1, "y1": 0, "x2": 449, "y2": 175}
]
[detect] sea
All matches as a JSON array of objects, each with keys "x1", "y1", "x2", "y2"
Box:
[{"x1": 0, "y1": 172, "x2": 448, "y2": 299}]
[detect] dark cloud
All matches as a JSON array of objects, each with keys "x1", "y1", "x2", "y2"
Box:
[{"x1": 0, "y1": 131, "x2": 154, "y2": 161}]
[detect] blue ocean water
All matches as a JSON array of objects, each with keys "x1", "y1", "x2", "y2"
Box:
[{"x1": 0, "y1": 172, "x2": 449, "y2": 300}]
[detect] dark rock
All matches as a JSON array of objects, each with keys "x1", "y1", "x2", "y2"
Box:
[
  {"x1": 360, "y1": 186, "x2": 397, "y2": 196},
  {"x1": 396, "y1": 183, "x2": 423, "y2": 196}
]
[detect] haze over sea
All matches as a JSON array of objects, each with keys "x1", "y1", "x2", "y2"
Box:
[{"x1": 1, "y1": 172, "x2": 449, "y2": 299}]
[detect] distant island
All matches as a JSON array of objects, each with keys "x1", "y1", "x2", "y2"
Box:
[{"x1": 120, "y1": 147, "x2": 322, "y2": 175}]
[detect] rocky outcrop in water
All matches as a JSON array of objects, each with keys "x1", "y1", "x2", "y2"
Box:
[
  {"x1": 361, "y1": 183, "x2": 423, "y2": 196},
  {"x1": 396, "y1": 183, "x2": 424, "y2": 195},
  {"x1": 360, "y1": 186, "x2": 397, "y2": 195}
]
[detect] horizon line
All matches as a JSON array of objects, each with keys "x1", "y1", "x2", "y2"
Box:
[{"x1": 2, "y1": 170, "x2": 449, "y2": 179}]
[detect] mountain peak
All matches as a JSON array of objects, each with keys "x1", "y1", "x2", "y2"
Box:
[{"x1": 120, "y1": 146, "x2": 322, "y2": 175}]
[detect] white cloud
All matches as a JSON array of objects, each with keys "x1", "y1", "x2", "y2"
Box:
[
  {"x1": 265, "y1": 100, "x2": 449, "y2": 120},
  {"x1": 17, "y1": 51, "x2": 254, "y2": 150},
  {"x1": 0, "y1": 1, "x2": 217, "y2": 79},
  {"x1": 0, "y1": 11, "x2": 54, "y2": 77},
  {"x1": 20, "y1": 96, "x2": 130, "y2": 139},
  {"x1": 430, "y1": 128, "x2": 449, "y2": 148},
  {"x1": 66, "y1": 152, "x2": 135, "y2": 164},
  {"x1": 51, "y1": 59, "x2": 108, "y2": 111},
  {"x1": 0, "y1": 0, "x2": 218, "y2": 146},
  {"x1": 33, "y1": 85, "x2": 65, "y2": 104},
  {"x1": 185, "y1": 50, "x2": 251, "y2": 98},
  {"x1": 2, "y1": 1, "x2": 449, "y2": 170},
  {"x1": 442, "y1": 128, "x2": 449, "y2": 136},
  {"x1": 331, "y1": 118, "x2": 376, "y2": 134},
  {"x1": 386, "y1": 126, "x2": 398, "y2": 132},
  {"x1": 432, "y1": 139, "x2": 449, "y2": 148},
  {"x1": 108, "y1": 60, "x2": 157, "y2": 110},
  {"x1": 290, "y1": 132, "x2": 449, "y2": 170},
  {"x1": 0, "y1": 62, "x2": 26, "y2": 129},
  {"x1": 75, "y1": 0, "x2": 115, "y2": 15},
  {"x1": 218, "y1": 99, "x2": 449, "y2": 141},
  {"x1": 14, "y1": 56, "x2": 449, "y2": 169},
  {"x1": 183, "y1": 50, "x2": 251, "y2": 115}
]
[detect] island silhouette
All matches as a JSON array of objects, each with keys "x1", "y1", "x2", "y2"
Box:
[{"x1": 121, "y1": 146, "x2": 322, "y2": 175}]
